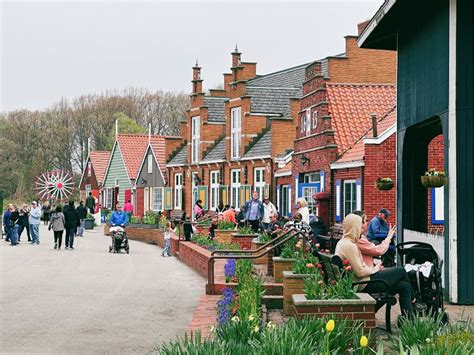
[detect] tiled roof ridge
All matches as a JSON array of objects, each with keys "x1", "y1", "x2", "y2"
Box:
[
  {"x1": 337, "y1": 105, "x2": 396, "y2": 159},
  {"x1": 117, "y1": 133, "x2": 164, "y2": 138}
]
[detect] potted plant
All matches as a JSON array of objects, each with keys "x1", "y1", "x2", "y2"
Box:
[
  {"x1": 421, "y1": 169, "x2": 448, "y2": 188},
  {"x1": 84, "y1": 213, "x2": 95, "y2": 230},
  {"x1": 376, "y1": 177, "x2": 394, "y2": 191},
  {"x1": 215, "y1": 220, "x2": 236, "y2": 244},
  {"x1": 231, "y1": 226, "x2": 258, "y2": 250}
]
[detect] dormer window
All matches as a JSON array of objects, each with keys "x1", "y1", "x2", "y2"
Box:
[
  {"x1": 231, "y1": 107, "x2": 241, "y2": 159},
  {"x1": 191, "y1": 116, "x2": 200, "y2": 163}
]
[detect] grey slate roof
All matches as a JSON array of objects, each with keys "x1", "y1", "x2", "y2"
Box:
[
  {"x1": 243, "y1": 130, "x2": 272, "y2": 159},
  {"x1": 246, "y1": 87, "x2": 301, "y2": 115},
  {"x1": 246, "y1": 63, "x2": 309, "y2": 88},
  {"x1": 204, "y1": 96, "x2": 227, "y2": 123},
  {"x1": 202, "y1": 138, "x2": 226, "y2": 162},
  {"x1": 167, "y1": 145, "x2": 188, "y2": 166}
]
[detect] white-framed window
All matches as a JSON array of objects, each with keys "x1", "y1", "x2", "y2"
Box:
[
  {"x1": 191, "y1": 116, "x2": 200, "y2": 163},
  {"x1": 106, "y1": 188, "x2": 113, "y2": 208},
  {"x1": 147, "y1": 154, "x2": 153, "y2": 174},
  {"x1": 114, "y1": 178, "x2": 119, "y2": 187},
  {"x1": 87, "y1": 162, "x2": 92, "y2": 177},
  {"x1": 231, "y1": 107, "x2": 241, "y2": 159},
  {"x1": 304, "y1": 172, "x2": 320, "y2": 183},
  {"x1": 231, "y1": 169, "x2": 241, "y2": 208},
  {"x1": 210, "y1": 170, "x2": 220, "y2": 210},
  {"x1": 174, "y1": 173, "x2": 183, "y2": 210},
  {"x1": 152, "y1": 187, "x2": 163, "y2": 211},
  {"x1": 280, "y1": 185, "x2": 291, "y2": 217},
  {"x1": 85, "y1": 184, "x2": 91, "y2": 196},
  {"x1": 300, "y1": 115, "x2": 305, "y2": 133},
  {"x1": 254, "y1": 167, "x2": 265, "y2": 200},
  {"x1": 343, "y1": 180, "x2": 357, "y2": 217},
  {"x1": 312, "y1": 110, "x2": 318, "y2": 129},
  {"x1": 305, "y1": 109, "x2": 311, "y2": 134}
]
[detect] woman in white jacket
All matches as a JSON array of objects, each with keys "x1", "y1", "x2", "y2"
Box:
[{"x1": 296, "y1": 197, "x2": 310, "y2": 224}]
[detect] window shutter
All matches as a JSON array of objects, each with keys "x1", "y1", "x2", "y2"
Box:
[
  {"x1": 264, "y1": 183, "x2": 270, "y2": 199},
  {"x1": 431, "y1": 187, "x2": 445, "y2": 224},
  {"x1": 197, "y1": 186, "x2": 208, "y2": 210},
  {"x1": 219, "y1": 185, "x2": 228, "y2": 207},
  {"x1": 320, "y1": 170, "x2": 325, "y2": 192},
  {"x1": 276, "y1": 186, "x2": 281, "y2": 211},
  {"x1": 240, "y1": 185, "x2": 251, "y2": 204},
  {"x1": 288, "y1": 186, "x2": 292, "y2": 216},
  {"x1": 356, "y1": 179, "x2": 362, "y2": 210},
  {"x1": 164, "y1": 187, "x2": 173, "y2": 210},
  {"x1": 335, "y1": 179, "x2": 342, "y2": 222}
]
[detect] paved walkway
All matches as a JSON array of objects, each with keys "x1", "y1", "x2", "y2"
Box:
[{"x1": 0, "y1": 224, "x2": 205, "y2": 354}]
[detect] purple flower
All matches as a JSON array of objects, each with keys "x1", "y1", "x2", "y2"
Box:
[{"x1": 224, "y1": 259, "x2": 236, "y2": 278}]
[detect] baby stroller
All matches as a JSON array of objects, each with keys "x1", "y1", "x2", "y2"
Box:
[
  {"x1": 397, "y1": 241, "x2": 448, "y2": 322},
  {"x1": 109, "y1": 226, "x2": 130, "y2": 254}
]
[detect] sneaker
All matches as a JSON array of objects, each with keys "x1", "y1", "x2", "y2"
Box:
[
  {"x1": 65, "y1": 247, "x2": 69, "y2": 250},
  {"x1": 54, "y1": 244, "x2": 58, "y2": 250}
]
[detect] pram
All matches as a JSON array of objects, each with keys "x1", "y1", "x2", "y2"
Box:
[
  {"x1": 397, "y1": 241, "x2": 448, "y2": 322},
  {"x1": 108, "y1": 226, "x2": 130, "y2": 254}
]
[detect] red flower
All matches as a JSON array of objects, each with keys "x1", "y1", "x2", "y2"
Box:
[
  {"x1": 306, "y1": 263, "x2": 314, "y2": 269},
  {"x1": 318, "y1": 280, "x2": 324, "y2": 286},
  {"x1": 343, "y1": 259, "x2": 350, "y2": 266},
  {"x1": 315, "y1": 243, "x2": 320, "y2": 249},
  {"x1": 316, "y1": 263, "x2": 323, "y2": 269},
  {"x1": 331, "y1": 280, "x2": 336, "y2": 285},
  {"x1": 345, "y1": 266, "x2": 352, "y2": 272}
]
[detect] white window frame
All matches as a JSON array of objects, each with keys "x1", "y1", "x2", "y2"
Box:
[
  {"x1": 85, "y1": 184, "x2": 91, "y2": 196},
  {"x1": 147, "y1": 154, "x2": 153, "y2": 174},
  {"x1": 209, "y1": 170, "x2": 220, "y2": 210},
  {"x1": 106, "y1": 188, "x2": 113, "y2": 209},
  {"x1": 191, "y1": 116, "x2": 200, "y2": 163},
  {"x1": 114, "y1": 178, "x2": 119, "y2": 187},
  {"x1": 174, "y1": 173, "x2": 183, "y2": 210},
  {"x1": 305, "y1": 109, "x2": 311, "y2": 135},
  {"x1": 231, "y1": 107, "x2": 241, "y2": 159},
  {"x1": 230, "y1": 169, "x2": 241, "y2": 208},
  {"x1": 280, "y1": 185, "x2": 291, "y2": 217},
  {"x1": 312, "y1": 110, "x2": 318, "y2": 129},
  {"x1": 304, "y1": 172, "x2": 320, "y2": 183},
  {"x1": 343, "y1": 180, "x2": 357, "y2": 217},
  {"x1": 152, "y1": 187, "x2": 164, "y2": 212},
  {"x1": 300, "y1": 115, "x2": 305, "y2": 133},
  {"x1": 87, "y1": 162, "x2": 92, "y2": 177},
  {"x1": 254, "y1": 167, "x2": 265, "y2": 201}
]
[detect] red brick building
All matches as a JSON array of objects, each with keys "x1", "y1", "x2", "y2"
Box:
[
  {"x1": 78, "y1": 151, "x2": 110, "y2": 204},
  {"x1": 166, "y1": 50, "x2": 304, "y2": 218}
]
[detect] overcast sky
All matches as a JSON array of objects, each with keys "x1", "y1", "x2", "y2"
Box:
[{"x1": 1, "y1": 0, "x2": 382, "y2": 112}]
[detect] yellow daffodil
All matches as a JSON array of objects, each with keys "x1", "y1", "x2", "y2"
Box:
[
  {"x1": 248, "y1": 314, "x2": 255, "y2": 321},
  {"x1": 360, "y1": 335, "x2": 368, "y2": 348},
  {"x1": 326, "y1": 319, "x2": 335, "y2": 332},
  {"x1": 231, "y1": 316, "x2": 240, "y2": 322},
  {"x1": 209, "y1": 326, "x2": 215, "y2": 333},
  {"x1": 425, "y1": 338, "x2": 431, "y2": 343},
  {"x1": 253, "y1": 325, "x2": 259, "y2": 333}
]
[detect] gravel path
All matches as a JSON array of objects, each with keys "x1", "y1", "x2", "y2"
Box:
[{"x1": 0, "y1": 224, "x2": 205, "y2": 354}]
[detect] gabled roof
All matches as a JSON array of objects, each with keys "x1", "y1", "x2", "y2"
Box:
[
  {"x1": 246, "y1": 87, "x2": 301, "y2": 115},
  {"x1": 89, "y1": 151, "x2": 111, "y2": 184},
  {"x1": 326, "y1": 83, "x2": 396, "y2": 154},
  {"x1": 204, "y1": 96, "x2": 227, "y2": 123},
  {"x1": 136, "y1": 138, "x2": 167, "y2": 182},
  {"x1": 116, "y1": 134, "x2": 164, "y2": 180},
  {"x1": 202, "y1": 138, "x2": 226, "y2": 162},
  {"x1": 167, "y1": 144, "x2": 188, "y2": 166},
  {"x1": 242, "y1": 130, "x2": 272, "y2": 159},
  {"x1": 247, "y1": 63, "x2": 309, "y2": 88},
  {"x1": 332, "y1": 107, "x2": 396, "y2": 165}
]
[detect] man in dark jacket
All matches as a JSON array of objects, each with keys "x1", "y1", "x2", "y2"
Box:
[
  {"x1": 85, "y1": 193, "x2": 95, "y2": 214},
  {"x1": 243, "y1": 192, "x2": 264, "y2": 233},
  {"x1": 18, "y1": 204, "x2": 31, "y2": 242},
  {"x1": 76, "y1": 201, "x2": 88, "y2": 237},
  {"x1": 64, "y1": 201, "x2": 80, "y2": 250}
]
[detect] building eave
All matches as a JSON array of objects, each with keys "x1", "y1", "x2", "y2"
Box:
[{"x1": 330, "y1": 160, "x2": 365, "y2": 170}]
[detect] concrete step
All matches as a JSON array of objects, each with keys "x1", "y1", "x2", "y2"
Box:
[{"x1": 262, "y1": 295, "x2": 283, "y2": 309}]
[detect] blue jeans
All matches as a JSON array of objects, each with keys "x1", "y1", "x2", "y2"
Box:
[
  {"x1": 66, "y1": 228, "x2": 76, "y2": 248},
  {"x1": 79, "y1": 219, "x2": 85, "y2": 237},
  {"x1": 10, "y1": 225, "x2": 19, "y2": 245},
  {"x1": 4, "y1": 225, "x2": 11, "y2": 241},
  {"x1": 30, "y1": 224, "x2": 40, "y2": 244},
  {"x1": 163, "y1": 239, "x2": 171, "y2": 256}
]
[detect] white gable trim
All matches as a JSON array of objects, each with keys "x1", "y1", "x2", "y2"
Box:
[
  {"x1": 275, "y1": 170, "x2": 292, "y2": 177},
  {"x1": 78, "y1": 155, "x2": 91, "y2": 189},
  {"x1": 137, "y1": 143, "x2": 167, "y2": 184},
  {"x1": 103, "y1": 139, "x2": 132, "y2": 185},
  {"x1": 364, "y1": 124, "x2": 396, "y2": 145},
  {"x1": 330, "y1": 160, "x2": 365, "y2": 170}
]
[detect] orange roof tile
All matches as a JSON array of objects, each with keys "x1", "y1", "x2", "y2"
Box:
[
  {"x1": 326, "y1": 83, "x2": 396, "y2": 154},
  {"x1": 89, "y1": 151, "x2": 111, "y2": 184},
  {"x1": 117, "y1": 134, "x2": 165, "y2": 180},
  {"x1": 334, "y1": 107, "x2": 396, "y2": 164},
  {"x1": 150, "y1": 139, "x2": 167, "y2": 178}
]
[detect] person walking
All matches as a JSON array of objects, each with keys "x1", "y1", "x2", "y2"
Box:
[
  {"x1": 261, "y1": 195, "x2": 277, "y2": 230},
  {"x1": 29, "y1": 201, "x2": 41, "y2": 245},
  {"x1": 42, "y1": 203, "x2": 51, "y2": 225},
  {"x1": 18, "y1": 204, "x2": 31, "y2": 242},
  {"x1": 49, "y1": 206, "x2": 66, "y2": 250},
  {"x1": 8, "y1": 204, "x2": 20, "y2": 246},
  {"x1": 63, "y1": 201, "x2": 80, "y2": 250},
  {"x1": 85, "y1": 193, "x2": 95, "y2": 214},
  {"x1": 244, "y1": 192, "x2": 264, "y2": 233},
  {"x1": 76, "y1": 201, "x2": 88, "y2": 237},
  {"x1": 161, "y1": 221, "x2": 174, "y2": 257},
  {"x1": 3, "y1": 203, "x2": 13, "y2": 242},
  {"x1": 123, "y1": 199, "x2": 134, "y2": 223}
]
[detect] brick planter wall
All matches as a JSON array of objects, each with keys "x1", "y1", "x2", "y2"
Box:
[
  {"x1": 215, "y1": 229, "x2": 234, "y2": 244},
  {"x1": 282, "y1": 271, "x2": 312, "y2": 316},
  {"x1": 125, "y1": 225, "x2": 162, "y2": 245},
  {"x1": 252, "y1": 239, "x2": 268, "y2": 265},
  {"x1": 273, "y1": 257, "x2": 295, "y2": 283},
  {"x1": 292, "y1": 293, "x2": 376, "y2": 333},
  {"x1": 177, "y1": 241, "x2": 211, "y2": 277},
  {"x1": 231, "y1": 233, "x2": 257, "y2": 250}
]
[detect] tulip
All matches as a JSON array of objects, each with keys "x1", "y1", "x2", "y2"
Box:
[
  {"x1": 316, "y1": 263, "x2": 323, "y2": 269},
  {"x1": 325, "y1": 319, "x2": 335, "y2": 332},
  {"x1": 306, "y1": 263, "x2": 314, "y2": 269},
  {"x1": 248, "y1": 314, "x2": 255, "y2": 321},
  {"x1": 345, "y1": 266, "x2": 353, "y2": 272},
  {"x1": 318, "y1": 280, "x2": 324, "y2": 286},
  {"x1": 231, "y1": 315, "x2": 240, "y2": 322},
  {"x1": 253, "y1": 325, "x2": 259, "y2": 333},
  {"x1": 360, "y1": 335, "x2": 368, "y2": 348},
  {"x1": 315, "y1": 243, "x2": 320, "y2": 249},
  {"x1": 343, "y1": 259, "x2": 350, "y2": 266}
]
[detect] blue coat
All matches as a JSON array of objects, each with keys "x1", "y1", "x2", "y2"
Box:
[
  {"x1": 109, "y1": 211, "x2": 127, "y2": 226},
  {"x1": 367, "y1": 216, "x2": 388, "y2": 240}
]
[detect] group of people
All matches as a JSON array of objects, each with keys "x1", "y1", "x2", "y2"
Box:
[{"x1": 2, "y1": 199, "x2": 94, "y2": 250}]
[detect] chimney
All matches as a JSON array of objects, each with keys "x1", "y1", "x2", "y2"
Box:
[
  {"x1": 231, "y1": 45, "x2": 242, "y2": 82},
  {"x1": 371, "y1": 113, "x2": 378, "y2": 138},
  {"x1": 357, "y1": 20, "x2": 371, "y2": 36},
  {"x1": 192, "y1": 60, "x2": 203, "y2": 94}
]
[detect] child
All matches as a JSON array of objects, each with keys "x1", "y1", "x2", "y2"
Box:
[
  {"x1": 208, "y1": 217, "x2": 218, "y2": 240},
  {"x1": 162, "y1": 221, "x2": 174, "y2": 257}
]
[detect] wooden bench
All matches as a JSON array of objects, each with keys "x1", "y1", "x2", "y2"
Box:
[
  {"x1": 316, "y1": 251, "x2": 397, "y2": 333},
  {"x1": 317, "y1": 223, "x2": 343, "y2": 253}
]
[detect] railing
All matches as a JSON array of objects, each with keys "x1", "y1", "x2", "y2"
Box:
[{"x1": 206, "y1": 227, "x2": 310, "y2": 295}]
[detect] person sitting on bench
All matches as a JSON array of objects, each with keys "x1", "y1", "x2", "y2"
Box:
[{"x1": 335, "y1": 213, "x2": 413, "y2": 318}]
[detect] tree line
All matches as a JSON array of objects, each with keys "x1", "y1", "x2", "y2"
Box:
[{"x1": 0, "y1": 88, "x2": 189, "y2": 202}]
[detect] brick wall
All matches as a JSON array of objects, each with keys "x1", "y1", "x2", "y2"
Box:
[
  {"x1": 427, "y1": 135, "x2": 444, "y2": 233},
  {"x1": 177, "y1": 241, "x2": 211, "y2": 277}
]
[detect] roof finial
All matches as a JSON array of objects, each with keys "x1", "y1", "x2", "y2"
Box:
[
  {"x1": 195, "y1": 58, "x2": 199, "y2": 67},
  {"x1": 235, "y1": 43, "x2": 239, "y2": 52}
]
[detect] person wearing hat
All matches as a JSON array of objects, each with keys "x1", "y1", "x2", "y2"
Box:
[
  {"x1": 29, "y1": 201, "x2": 42, "y2": 244},
  {"x1": 367, "y1": 208, "x2": 397, "y2": 266}
]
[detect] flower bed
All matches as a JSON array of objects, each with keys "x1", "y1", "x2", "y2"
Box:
[
  {"x1": 251, "y1": 238, "x2": 269, "y2": 266},
  {"x1": 191, "y1": 234, "x2": 240, "y2": 252},
  {"x1": 421, "y1": 168, "x2": 448, "y2": 188}
]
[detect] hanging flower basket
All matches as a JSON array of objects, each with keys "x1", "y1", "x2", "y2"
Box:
[
  {"x1": 421, "y1": 169, "x2": 448, "y2": 188},
  {"x1": 376, "y1": 178, "x2": 394, "y2": 191}
]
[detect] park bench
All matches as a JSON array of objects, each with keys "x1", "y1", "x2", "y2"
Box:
[
  {"x1": 317, "y1": 223, "x2": 343, "y2": 253},
  {"x1": 316, "y1": 251, "x2": 397, "y2": 333}
]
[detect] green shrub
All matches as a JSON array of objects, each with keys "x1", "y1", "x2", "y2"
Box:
[
  {"x1": 279, "y1": 239, "x2": 297, "y2": 259},
  {"x1": 257, "y1": 233, "x2": 272, "y2": 243},
  {"x1": 218, "y1": 220, "x2": 235, "y2": 230},
  {"x1": 292, "y1": 253, "x2": 319, "y2": 274},
  {"x1": 130, "y1": 215, "x2": 141, "y2": 224},
  {"x1": 142, "y1": 210, "x2": 160, "y2": 224},
  {"x1": 237, "y1": 226, "x2": 254, "y2": 235}
]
